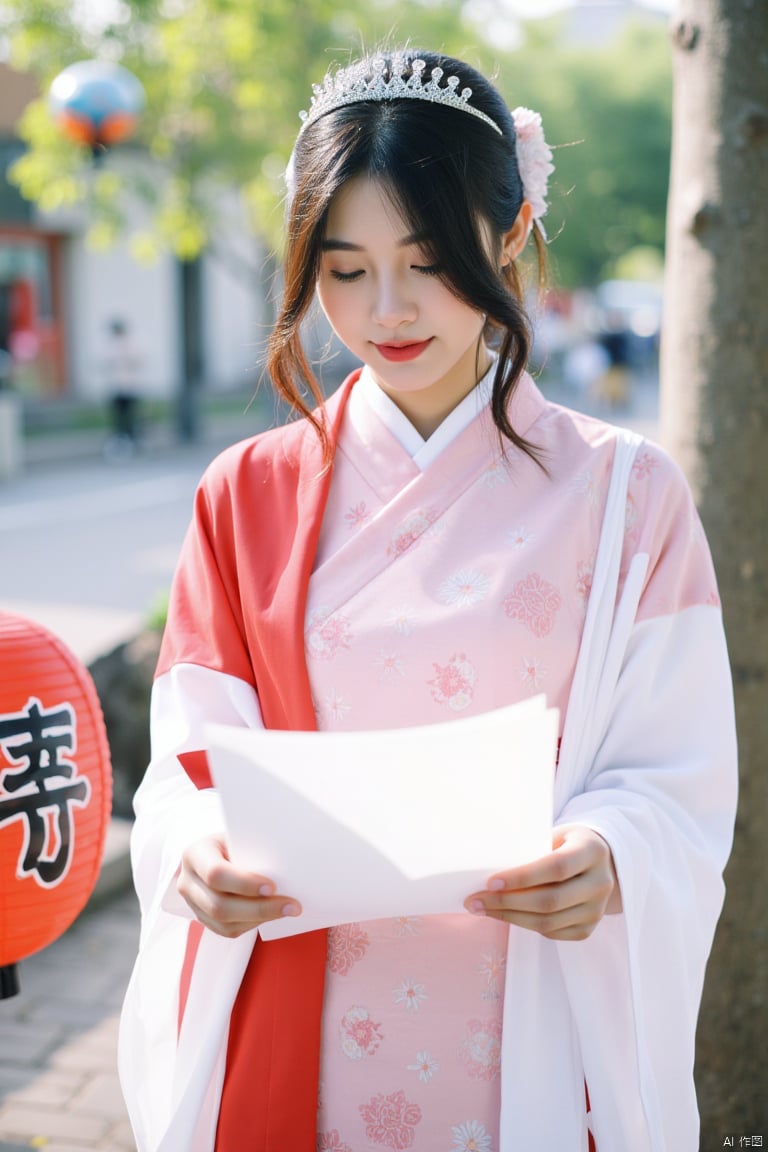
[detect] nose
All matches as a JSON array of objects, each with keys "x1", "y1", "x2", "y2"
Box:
[{"x1": 372, "y1": 275, "x2": 418, "y2": 329}]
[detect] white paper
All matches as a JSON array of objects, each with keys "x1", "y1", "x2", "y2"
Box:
[{"x1": 204, "y1": 697, "x2": 558, "y2": 940}]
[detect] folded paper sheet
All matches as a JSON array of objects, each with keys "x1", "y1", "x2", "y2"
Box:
[{"x1": 205, "y1": 696, "x2": 558, "y2": 940}]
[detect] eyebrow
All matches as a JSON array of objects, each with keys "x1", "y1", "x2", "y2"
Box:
[{"x1": 320, "y1": 231, "x2": 430, "y2": 252}]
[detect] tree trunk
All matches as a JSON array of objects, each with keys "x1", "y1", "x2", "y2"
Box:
[{"x1": 660, "y1": 1, "x2": 768, "y2": 1144}]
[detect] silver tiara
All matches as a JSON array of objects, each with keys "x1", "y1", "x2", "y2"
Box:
[{"x1": 298, "y1": 55, "x2": 503, "y2": 137}]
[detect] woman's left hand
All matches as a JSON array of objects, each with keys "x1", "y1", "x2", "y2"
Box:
[{"x1": 464, "y1": 824, "x2": 622, "y2": 941}]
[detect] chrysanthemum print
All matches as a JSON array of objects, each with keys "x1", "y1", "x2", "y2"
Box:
[
  {"x1": 393, "y1": 977, "x2": 427, "y2": 1012},
  {"x1": 507, "y1": 525, "x2": 533, "y2": 549},
  {"x1": 391, "y1": 916, "x2": 423, "y2": 937},
  {"x1": 519, "y1": 656, "x2": 547, "y2": 692},
  {"x1": 482, "y1": 459, "x2": 508, "y2": 488},
  {"x1": 478, "y1": 950, "x2": 506, "y2": 1001},
  {"x1": 569, "y1": 468, "x2": 598, "y2": 505},
  {"x1": 437, "y1": 569, "x2": 491, "y2": 607},
  {"x1": 460, "y1": 1018, "x2": 503, "y2": 1080},
  {"x1": 374, "y1": 650, "x2": 406, "y2": 682},
  {"x1": 632, "y1": 450, "x2": 659, "y2": 480},
  {"x1": 327, "y1": 923, "x2": 370, "y2": 975},
  {"x1": 318, "y1": 689, "x2": 351, "y2": 725},
  {"x1": 428, "y1": 654, "x2": 477, "y2": 711},
  {"x1": 387, "y1": 604, "x2": 417, "y2": 636},
  {"x1": 359, "y1": 1089, "x2": 422, "y2": 1149},
  {"x1": 345, "y1": 501, "x2": 372, "y2": 530},
  {"x1": 504, "y1": 573, "x2": 562, "y2": 638},
  {"x1": 403, "y1": 1051, "x2": 437, "y2": 1085},
  {"x1": 339, "y1": 1006, "x2": 383, "y2": 1060},
  {"x1": 450, "y1": 1119, "x2": 494, "y2": 1151}
]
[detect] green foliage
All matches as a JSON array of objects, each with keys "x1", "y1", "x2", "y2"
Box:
[
  {"x1": 490, "y1": 17, "x2": 672, "y2": 285},
  {"x1": 3, "y1": 1, "x2": 671, "y2": 286}
]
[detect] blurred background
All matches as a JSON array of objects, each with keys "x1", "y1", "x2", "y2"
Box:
[
  {"x1": 0, "y1": 0, "x2": 672, "y2": 459},
  {"x1": 1, "y1": 3, "x2": 766, "y2": 1149}
]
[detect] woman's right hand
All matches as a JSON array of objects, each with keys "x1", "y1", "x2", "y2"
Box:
[{"x1": 177, "y1": 836, "x2": 302, "y2": 938}]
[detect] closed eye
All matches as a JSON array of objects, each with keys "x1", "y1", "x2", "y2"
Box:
[
  {"x1": 413, "y1": 263, "x2": 441, "y2": 276},
  {"x1": 329, "y1": 269, "x2": 365, "y2": 282}
]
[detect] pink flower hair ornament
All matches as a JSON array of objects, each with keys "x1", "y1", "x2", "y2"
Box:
[{"x1": 511, "y1": 106, "x2": 555, "y2": 240}]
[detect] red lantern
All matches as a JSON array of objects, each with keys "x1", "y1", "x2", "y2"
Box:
[
  {"x1": 0, "y1": 613, "x2": 112, "y2": 997},
  {"x1": 48, "y1": 60, "x2": 146, "y2": 152}
]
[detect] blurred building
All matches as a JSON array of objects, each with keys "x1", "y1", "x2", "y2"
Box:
[
  {"x1": 0, "y1": 60, "x2": 269, "y2": 417},
  {"x1": 559, "y1": 0, "x2": 670, "y2": 44}
]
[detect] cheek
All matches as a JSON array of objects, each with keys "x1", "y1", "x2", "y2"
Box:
[
  {"x1": 427, "y1": 280, "x2": 484, "y2": 326},
  {"x1": 317, "y1": 281, "x2": 350, "y2": 328}
]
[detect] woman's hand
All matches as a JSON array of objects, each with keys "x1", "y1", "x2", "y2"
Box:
[
  {"x1": 464, "y1": 824, "x2": 622, "y2": 941},
  {"x1": 177, "y1": 836, "x2": 302, "y2": 938}
]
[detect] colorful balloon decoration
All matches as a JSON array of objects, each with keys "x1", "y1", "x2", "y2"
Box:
[
  {"x1": 0, "y1": 613, "x2": 112, "y2": 997},
  {"x1": 48, "y1": 60, "x2": 146, "y2": 152}
]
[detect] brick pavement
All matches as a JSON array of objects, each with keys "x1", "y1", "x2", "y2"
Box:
[{"x1": 0, "y1": 889, "x2": 139, "y2": 1152}]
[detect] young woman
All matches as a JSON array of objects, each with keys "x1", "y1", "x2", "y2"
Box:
[{"x1": 119, "y1": 49, "x2": 737, "y2": 1152}]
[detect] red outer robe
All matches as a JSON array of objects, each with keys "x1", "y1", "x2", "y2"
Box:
[{"x1": 160, "y1": 373, "x2": 359, "y2": 1150}]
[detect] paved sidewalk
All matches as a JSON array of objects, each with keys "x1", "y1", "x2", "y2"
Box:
[{"x1": 0, "y1": 889, "x2": 139, "y2": 1151}]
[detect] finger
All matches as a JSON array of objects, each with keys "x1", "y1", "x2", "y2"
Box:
[
  {"x1": 178, "y1": 871, "x2": 302, "y2": 928},
  {"x1": 186, "y1": 838, "x2": 277, "y2": 899},
  {"x1": 486, "y1": 827, "x2": 608, "y2": 893},
  {"x1": 482, "y1": 899, "x2": 605, "y2": 940},
  {"x1": 478, "y1": 873, "x2": 604, "y2": 917}
]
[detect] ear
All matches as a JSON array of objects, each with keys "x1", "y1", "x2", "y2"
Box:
[{"x1": 500, "y1": 200, "x2": 534, "y2": 266}]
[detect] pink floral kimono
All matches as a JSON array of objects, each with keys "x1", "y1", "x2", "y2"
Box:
[{"x1": 119, "y1": 365, "x2": 737, "y2": 1152}]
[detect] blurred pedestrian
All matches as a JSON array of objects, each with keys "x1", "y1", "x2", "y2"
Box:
[
  {"x1": 119, "y1": 48, "x2": 736, "y2": 1152},
  {"x1": 103, "y1": 316, "x2": 143, "y2": 457}
]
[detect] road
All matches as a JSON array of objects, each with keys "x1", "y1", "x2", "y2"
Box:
[{"x1": 0, "y1": 433, "x2": 256, "y2": 663}]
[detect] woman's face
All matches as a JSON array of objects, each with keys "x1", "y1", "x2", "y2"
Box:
[{"x1": 316, "y1": 175, "x2": 492, "y2": 438}]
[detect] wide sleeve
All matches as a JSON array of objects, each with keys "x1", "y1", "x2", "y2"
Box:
[
  {"x1": 130, "y1": 459, "x2": 266, "y2": 930},
  {"x1": 555, "y1": 445, "x2": 738, "y2": 1151},
  {"x1": 120, "y1": 462, "x2": 267, "y2": 1152}
]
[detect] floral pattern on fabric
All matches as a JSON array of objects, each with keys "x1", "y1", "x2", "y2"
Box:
[
  {"x1": 451, "y1": 1118, "x2": 494, "y2": 1151},
  {"x1": 428, "y1": 654, "x2": 477, "y2": 711},
  {"x1": 393, "y1": 977, "x2": 427, "y2": 1012},
  {"x1": 307, "y1": 379, "x2": 717, "y2": 1148},
  {"x1": 632, "y1": 450, "x2": 659, "y2": 480},
  {"x1": 340, "y1": 1006, "x2": 383, "y2": 1060},
  {"x1": 306, "y1": 608, "x2": 353, "y2": 660},
  {"x1": 406, "y1": 1050, "x2": 439, "y2": 1083},
  {"x1": 437, "y1": 569, "x2": 491, "y2": 607},
  {"x1": 504, "y1": 573, "x2": 562, "y2": 637},
  {"x1": 317, "y1": 1130, "x2": 353, "y2": 1152},
  {"x1": 359, "y1": 1089, "x2": 422, "y2": 1149},
  {"x1": 387, "y1": 508, "x2": 439, "y2": 556},
  {"x1": 460, "y1": 1019, "x2": 503, "y2": 1081},
  {"x1": 519, "y1": 655, "x2": 547, "y2": 692},
  {"x1": 345, "y1": 501, "x2": 372, "y2": 530},
  {"x1": 327, "y1": 923, "x2": 370, "y2": 975}
]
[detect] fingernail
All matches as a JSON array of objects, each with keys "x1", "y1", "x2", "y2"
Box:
[
  {"x1": 281, "y1": 902, "x2": 301, "y2": 917},
  {"x1": 468, "y1": 899, "x2": 486, "y2": 915},
  {"x1": 488, "y1": 878, "x2": 505, "y2": 891},
  {"x1": 258, "y1": 884, "x2": 273, "y2": 897}
]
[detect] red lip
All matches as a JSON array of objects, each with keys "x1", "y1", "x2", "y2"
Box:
[{"x1": 374, "y1": 339, "x2": 433, "y2": 363}]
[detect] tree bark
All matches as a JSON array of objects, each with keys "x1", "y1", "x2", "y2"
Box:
[{"x1": 661, "y1": 0, "x2": 768, "y2": 1144}]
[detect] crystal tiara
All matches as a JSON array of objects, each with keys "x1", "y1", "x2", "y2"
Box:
[{"x1": 298, "y1": 55, "x2": 504, "y2": 137}]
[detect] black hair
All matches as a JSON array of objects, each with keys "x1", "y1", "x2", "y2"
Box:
[{"x1": 268, "y1": 48, "x2": 547, "y2": 465}]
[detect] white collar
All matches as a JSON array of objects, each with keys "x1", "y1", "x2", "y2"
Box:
[{"x1": 354, "y1": 360, "x2": 496, "y2": 471}]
